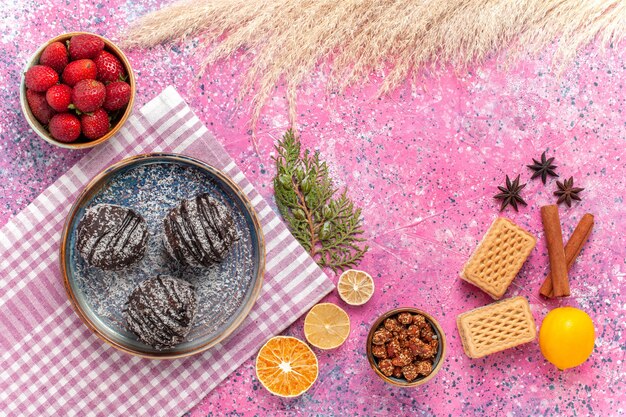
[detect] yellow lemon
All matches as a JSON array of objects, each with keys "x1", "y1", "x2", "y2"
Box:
[
  {"x1": 303, "y1": 303, "x2": 350, "y2": 349},
  {"x1": 539, "y1": 307, "x2": 595, "y2": 370},
  {"x1": 337, "y1": 269, "x2": 375, "y2": 306}
]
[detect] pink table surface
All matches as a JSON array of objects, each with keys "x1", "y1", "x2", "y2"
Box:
[{"x1": 2, "y1": 1, "x2": 626, "y2": 416}]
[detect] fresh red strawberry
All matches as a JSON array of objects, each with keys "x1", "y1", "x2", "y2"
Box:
[
  {"x1": 103, "y1": 81, "x2": 131, "y2": 111},
  {"x1": 45, "y1": 84, "x2": 72, "y2": 112},
  {"x1": 71, "y1": 79, "x2": 106, "y2": 113},
  {"x1": 26, "y1": 89, "x2": 56, "y2": 124},
  {"x1": 49, "y1": 113, "x2": 81, "y2": 142},
  {"x1": 68, "y1": 34, "x2": 104, "y2": 60},
  {"x1": 24, "y1": 65, "x2": 59, "y2": 92},
  {"x1": 39, "y1": 42, "x2": 68, "y2": 74},
  {"x1": 81, "y1": 108, "x2": 110, "y2": 139},
  {"x1": 94, "y1": 50, "x2": 126, "y2": 83},
  {"x1": 62, "y1": 59, "x2": 97, "y2": 87}
]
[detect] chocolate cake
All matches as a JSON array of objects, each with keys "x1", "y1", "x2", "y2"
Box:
[
  {"x1": 163, "y1": 193, "x2": 238, "y2": 268},
  {"x1": 76, "y1": 204, "x2": 148, "y2": 270},
  {"x1": 124, "y1": 276, "x2": 197, "y2": 350}
]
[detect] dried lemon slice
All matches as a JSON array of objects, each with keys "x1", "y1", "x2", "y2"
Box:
[
  {"x1": 337, "y1": 269, "x2": 374, "y2": 305},
  {"x1": 255, "y1": 336, "x2": 318, "y2": 397},
  {"x1": 304, "y1": 303, "x2": 350, "y2": 349}
]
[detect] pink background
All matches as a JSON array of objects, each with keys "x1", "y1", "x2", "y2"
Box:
[{"x1": 2, "y1": 1, "x2": 625, "y2": 416}]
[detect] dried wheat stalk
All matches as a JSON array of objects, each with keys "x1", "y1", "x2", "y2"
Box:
[{"x1": 122, "y1": 0, "x2": 626, "y2": 133}]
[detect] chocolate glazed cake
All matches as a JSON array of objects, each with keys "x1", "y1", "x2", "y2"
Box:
[
  {"x1": 76, "y1": 204, "x2": 148, "y2": 270},
  {"x1": 124, "y1": 276, "x2": 197, "y2": 350},
  {"x1": 163, "y1": 193, "x2": 238, "y2": 268}
]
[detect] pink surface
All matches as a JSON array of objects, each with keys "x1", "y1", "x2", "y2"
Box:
[{"x1": 2, "y1": 1, "x2": 625, "y2": 416}]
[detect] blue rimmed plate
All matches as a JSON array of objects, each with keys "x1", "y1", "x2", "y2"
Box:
[{"x1": 60, "y1": 153, "x2": 265, "y2": 359}]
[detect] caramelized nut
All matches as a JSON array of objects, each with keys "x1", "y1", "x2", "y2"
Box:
[
  {"x1": 406, "y1": 340, "x2": 420, "y2": 359},
  {"x1": 397, "y1": 312, "x2": 413, "y2": 325},
  {"x1": 384, "y1": 318, "x2": 402, "y2": 332},
  {"x1": 402, "y1": 364, "x2": 419, "y2": 381},
  {"x1": 415, "y1": 360, "x2": 433, "y2": 376},
  {"x1": 372, "y1": 328, "x2": 392, "y2": 345},
  {"x1": 372, "y1": 344, "x2": 387, "y2": 359},
  {"x1": 412, "y1": 314, "x2": 427, "y2": 328},
  {"x1": 428, "y1": 339, "x2": 439, "y2": 355},
  {"x1": 378, "y1": 359, "x2": 394, "y2": 376},
  {"x1": 407, "y1": 324, "x2": 420, "y2": 336},
  {"x1": 419, "y1": 340, "x2": 437, "y2": 359},
  {"x1": 408, "y1": 338, "x2": 433, "y2": 359},
  {"x1": 421, "y1": 324, "x2": 435, "y2": 342},
  {"x1": 391, "y1": 350, "x2": 413, "y2": 367},
  {"x1": 386, "y1": 339, "x2": 401, "y2": 358}
]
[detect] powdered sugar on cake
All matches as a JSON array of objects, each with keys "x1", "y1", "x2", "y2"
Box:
[
  {"x1": 76, "y1": 204, "x2": 148, "y2": 270},
  {"x1": 71, "y1": 162, "x2": 255, "y2": 348},
  {"x1": 124, "y1": 275, "x2": 197, "y2": 350},
  {"x1": 163, "y1": 194, "x2": 239, "y2": 268}
]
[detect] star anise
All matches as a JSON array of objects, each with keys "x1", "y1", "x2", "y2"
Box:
[
  {"x1": 527, "y1": 151, "x2": 558, "y2": 184},
  {"x1": 554, "y1": 176, "x2": 584, "y2": 207},
  {"x1": 494, "y1": 174, "x2": 527, "y2": 212}
]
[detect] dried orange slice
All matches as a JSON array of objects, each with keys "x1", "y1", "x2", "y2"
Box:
[
  {"x1": 304, "y1": 303, "x2": 350, "y2": 349},
  {"x1": 337, "y1": 269, "x2": 374, "y2": 305},
  {"x1": 255, "y1": 336, "x2": 318, "y2": 397}
]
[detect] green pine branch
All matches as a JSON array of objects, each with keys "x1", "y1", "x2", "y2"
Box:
[{"x1": 273, "y1": 129, "x2": 368, "y2": 272}]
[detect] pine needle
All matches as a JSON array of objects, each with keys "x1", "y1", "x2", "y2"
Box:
[
  {"x1": 273, "y1": 130, "x2": 368, "y2": 272},
  {"x1": 123, "y1": 0, "x2": 626, "y2": 130}
]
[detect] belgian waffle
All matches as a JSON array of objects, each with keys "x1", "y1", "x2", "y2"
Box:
[
  {"x1": 460, "y1": 217, "x2": 536, "y2": 299},
  {"x1": 456, "y1": 296, "x2": 536, "y2": 359}
]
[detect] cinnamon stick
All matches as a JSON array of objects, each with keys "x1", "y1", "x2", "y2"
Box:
[
  {"x1": 540, "y1": 205, "x2": 569, "y2": 297},
  {"x1": 540, "y1": 213, "x2": 594, "y2": 297}
]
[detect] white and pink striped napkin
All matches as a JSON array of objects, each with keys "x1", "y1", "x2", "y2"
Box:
[{"x1": 0, "y1": 86, "x2": 334, "y2": 416}]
